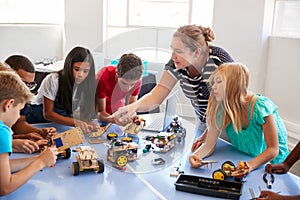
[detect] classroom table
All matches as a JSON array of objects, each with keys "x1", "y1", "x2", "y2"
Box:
[{"x1": 2, "y1": 114, "x2": 300, "y2": 200}]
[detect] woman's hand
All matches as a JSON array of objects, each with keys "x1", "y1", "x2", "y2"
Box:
[
  {"x1": 109, "y1": 105, "x2": 137, "y2": 126},
  {"x1": 189, "y1": 154, "x2": 203, "y2": 168}
]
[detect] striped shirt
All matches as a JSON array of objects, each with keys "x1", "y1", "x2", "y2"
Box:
[
  {"x1": 210, "y1": 45, "x2": 234, "y2": 63},
  {"x1": 165, "y1": 56, "x2": 221, "y2": 123}
]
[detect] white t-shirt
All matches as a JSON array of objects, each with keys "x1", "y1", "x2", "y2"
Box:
[
  {"x1": 36, "y1": 73, "x2": 59, "y2": 105},
  {"x1": 36, "y1": 73, "x2": 81, "y2": 118}
]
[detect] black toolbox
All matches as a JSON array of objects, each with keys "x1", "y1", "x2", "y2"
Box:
[{"x1": 174, "y1": 174, "x2": 243, "y2": 199}]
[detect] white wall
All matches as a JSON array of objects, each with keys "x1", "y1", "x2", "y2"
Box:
[
  {"x1": 265, "y1": 36, "x2": 300, "y2": 147},
  {"x1": 212, "y1": 0, "x2": 274, "y2": 93},
  {"x1": 212, "y1": 0, "x2": 300, "y2": 145},
  {"x1": 64, "y1": 0, "x2": 103, "y2": 55},
  {"x1": 0, "y1": 24, "x2": 63, "y2": 62}
]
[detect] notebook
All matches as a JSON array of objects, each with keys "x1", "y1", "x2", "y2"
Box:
[{"x1": 142, "y1": 92, "x2": 177, "y2": 132}]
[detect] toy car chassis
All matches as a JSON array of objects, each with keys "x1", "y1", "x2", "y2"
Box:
[
  {"x1": 106, "y1": 139, "x2": 139, "y2": 167},
  {"x1": 49, "y1": 127, "x2": 85, "y2": 159},
  {"x1": 89, "y1": 123, "x2": 112, "y2": 138},
  {"x1": 72, "y1": 146, "x2": 104, "y2": 176}
]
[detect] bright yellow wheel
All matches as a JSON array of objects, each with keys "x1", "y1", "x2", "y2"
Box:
[
  {"x1": 107, "y1": 133, "x2": 118, "y2": 140},
  {"x1": 213, "y1": 169, "x2": 226, "y2": 180},
  {"x1": 116, "y1": 155, "x2": 128, "y2": 167},
  {"x1": 222, "y1": 161, "x2": 235, "y2": 171},
  {"x1": 122, "y1": 137, "x2": 132, "y2": 142}
]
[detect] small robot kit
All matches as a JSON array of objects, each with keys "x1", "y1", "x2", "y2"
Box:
[
  {"x1": 106, "y1": 137, "x2": 139, "y2": 167},
  {"x1": 48, "y1": 127, "x2": 85, "y2": 159},
  {"x1": 212, "y1": 161, "x2": 249, "y2": 181},
  {"x1": 174, "y1": 174, "x2": 243, "y2": 200},
  {"x1": 166, "y1": 116, "x2": 186, "y2": 143},
  {"x1": 143, "y1": 131, "x2": 177, "y2": 153},
  {"x1": 72, "y1": 146, "x2": 104, "y2": 176},
  {"x1": 124, "y1": 115, "x2": 146, "y2": 135}
]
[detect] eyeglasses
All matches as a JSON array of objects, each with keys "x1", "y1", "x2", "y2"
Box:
[{"x1": 23, "y1": 81, "x2": 37, "y2": 91}]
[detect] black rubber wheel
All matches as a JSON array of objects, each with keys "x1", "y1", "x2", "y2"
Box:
[
  {"x1": 62, "y1": 148, "x2": 71, "y2": 159},
  {"x1": 97, "y1": 160, "x2": 105, "y2": 173},
  {"x1": 72, "y1": 162, "x2": 80, "y2": 176}
]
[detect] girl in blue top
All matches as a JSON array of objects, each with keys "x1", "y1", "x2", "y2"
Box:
[{"x1": 189, "y1": 63, "x2": 289, "y2": 173}]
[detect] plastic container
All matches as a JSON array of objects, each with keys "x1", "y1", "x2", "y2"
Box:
[{"x1": 174, "y1": 174, "x2": 243, "y2": 200}]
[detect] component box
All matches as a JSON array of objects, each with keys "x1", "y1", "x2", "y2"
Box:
[{"x1": 174, "y1": 174, "x2": 243, "y2": 200}]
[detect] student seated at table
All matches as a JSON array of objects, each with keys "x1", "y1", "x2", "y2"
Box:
[
  {"x1": 189, "y1": 63, "x2": 289, "y2": 174},
  {"x1": 0, "y1": 71, "x2": 58, "y2": 196},
  {"x1": 4, "y1": 56, "x2": 56, "y2": 154},
  {"x1": 96, "y1": 53, "x2": 143, "y2": 125},
  {"x1": 26, "y1": 47, "x2": 98, "y2": 133},
  {"x1": 257, "y1": 141, "x2": 300, "y2": 200}
]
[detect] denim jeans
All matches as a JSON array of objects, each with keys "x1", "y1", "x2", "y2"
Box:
[{"x1": 26, "y1": 104, "x2": 68, "y2": 124}]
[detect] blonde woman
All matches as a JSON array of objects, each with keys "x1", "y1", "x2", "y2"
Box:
[{"x1": 189, "y1": 63, "x2": 289, "y2": 173}]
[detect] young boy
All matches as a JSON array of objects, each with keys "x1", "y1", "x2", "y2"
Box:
[
  {"x1": 96, "y1": 53, "x2": 143, "y2": 125},
  {"x1": 5, "y1": 55, "x2": 56, "y2": 154},
  {"x1": 0, "y1": 71, "x2": 57, "y2": 196}
]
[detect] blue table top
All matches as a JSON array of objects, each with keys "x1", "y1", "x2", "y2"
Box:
[{"x1": 2, "y1": 117, "x2": 300, "y2": 200}]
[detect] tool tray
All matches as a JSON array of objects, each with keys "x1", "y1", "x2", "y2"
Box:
[{"x1": 174, "y1": 174, "x2": 243, "y2": 200}]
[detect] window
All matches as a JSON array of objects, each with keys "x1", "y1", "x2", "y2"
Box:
[
  {"x1": 273, "y1": 0, "x2": 300, "y2": 37},
  {"x1": 128, "y1": 0, "x2": 190, "y2": 28},
  {"x1": 0, "y1": 0, "x2": 64, "y2": 24},
  {"x1": 104, "y1": 0, "x2": 214, "y2": 62}
]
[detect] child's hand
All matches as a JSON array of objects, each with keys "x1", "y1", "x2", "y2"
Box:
[
  {"x1": 36, "y1": 139, "x2": 49, "y2": 147},
  {"x1": 189, "y1": 154, "x2": 203, "y2": 168},
  {"x1": 41, "y1": 127, "x2": 56, "y2": 139},
  {"x1": 75, "y1": 120, "x2": 93, "y2": 134},
  {"x1": 257, "y1": 191, "x2": 282, "y2": 200},
  {"x1": 265, "y1": 163, "x2": 289, "y2": 174},
  {"x1": 13, "y1": 133, "x2": 44, "y2": 141},
  {"x1": 25, "y1": 132, "x2": 45, "y2": 141},
  {"x1": 12, "y1": 139, "x2": 40, "y2": 154},
  {"x1": 38, "y1": 146, "x2": 58, "y2": 168},
  {"x1": 88, "y1": 120, "x2": 100, "y2": 130},
  {"x1": 191, "y1": 129, "x2": 208, "y2": 152}
]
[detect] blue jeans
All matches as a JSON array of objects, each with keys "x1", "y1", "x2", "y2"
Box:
[{"x1": 26, "y1": 104, "x2": 68, "y2": 124}]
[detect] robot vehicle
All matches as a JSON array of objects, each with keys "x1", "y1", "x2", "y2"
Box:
[{"x1": 72, "y1": 146, "x2": 104, "y2": 176}]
